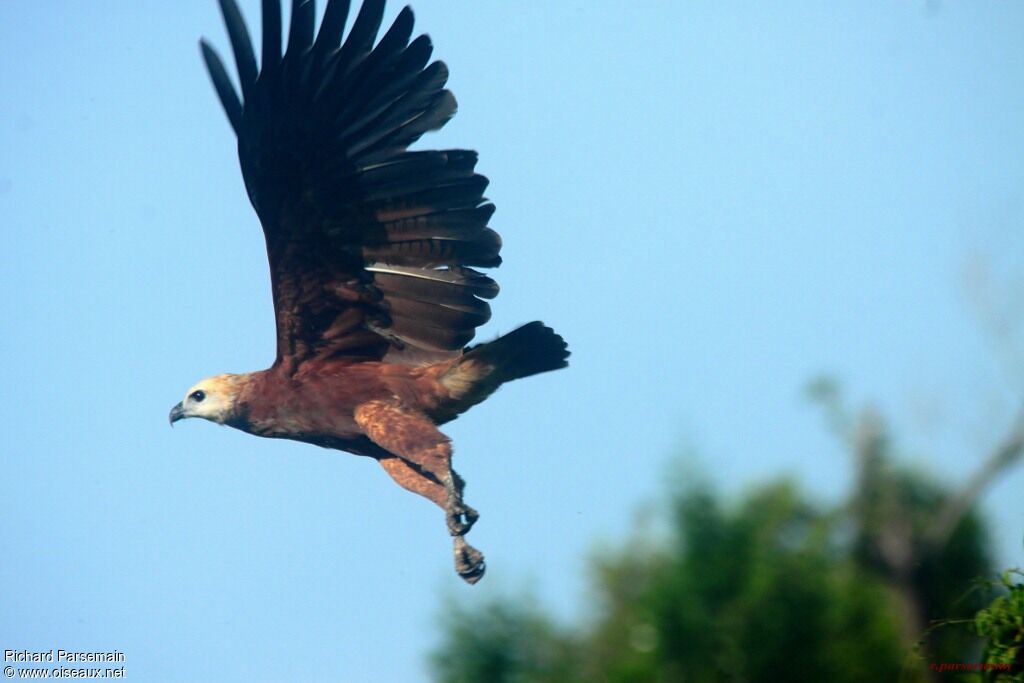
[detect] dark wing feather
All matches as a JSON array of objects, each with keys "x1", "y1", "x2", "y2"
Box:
[
  {"x1": 261, "y1": 0, "x2": 282, "y2": 68},
  {"x1": 201, "y1": 0, "x2": 500, "y2": 368},
  {"x1": 313, "y1": 0, "x2": 351, "y2": 58}
]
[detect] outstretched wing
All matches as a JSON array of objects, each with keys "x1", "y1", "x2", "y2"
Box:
[{"x1": 200, "y1": 0, "x2": 501, "y2": 368}]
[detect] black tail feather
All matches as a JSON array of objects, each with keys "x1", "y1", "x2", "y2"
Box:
[
  {"x1": 434, "y1": 321, "x2": 568, "y2": 422},
  {"x1": 464, "y1": 321, "x2": 569, "y2": 384}
]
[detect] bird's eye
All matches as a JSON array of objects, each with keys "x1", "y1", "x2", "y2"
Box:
[{"x1": 190, "y1": 390, "x2": 206, "y2": 403}]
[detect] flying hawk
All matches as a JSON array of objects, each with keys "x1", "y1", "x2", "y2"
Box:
[{"x1": 169, "y1": 0, "x2": 569, "y2": 583}]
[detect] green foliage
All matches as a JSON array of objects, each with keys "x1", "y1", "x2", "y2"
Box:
[
  {"x1": 431, "y1": 476, "x2": 992, "y2": 682},
  {"x1": 429, "y1": 380, "x2": 1011, "y2": 682},
  {"x1": 579, "y1": 481, "x2": 906, "y2": 683},
  {"x1": 976, "y1": 570, "x2": 1024, "y2": 682},
  {"x1": 864, "y1": 466, "x2": 996, "y2": 664},
  {"x1": 429, "y1": 593, "x2": 583, "y2": 683}
]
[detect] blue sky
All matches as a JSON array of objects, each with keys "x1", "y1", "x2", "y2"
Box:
[{"x1": 2, "y1": 1, "x2": 1023, "y2": 681}]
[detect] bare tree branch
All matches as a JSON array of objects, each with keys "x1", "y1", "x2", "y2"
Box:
[{"x1": 925, "y1": 405, "x2": 1024, "y2": 548}]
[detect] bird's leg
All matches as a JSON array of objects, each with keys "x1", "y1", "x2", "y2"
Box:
[
  {"x1": 395, "y1": 444, "x2": 478, "y2": 537},
  {"x1": 378, "y1": 457, "x2": 477, "y2": 540},
  {"x1": 447, "y1": 470, "x2": 479, "y2": 537},
  {"x1": 377, "y1": 456, "x2": 478, "y2": 534},
  {"x1": 377, "y1": 456, "x2": 448, "y2": 508},
  {"x1": 356, "y1": 401, "x2": 481, "y2": 536},
  {"x1": 376, "y1": 458, "x2": 483, "y2": 581},
  {"x1": 375, "y1": 456, "x2": 484, "y2": 581}
]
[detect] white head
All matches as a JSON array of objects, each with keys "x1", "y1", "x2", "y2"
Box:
[{"x1": 169, "y1": 374, "x2": 245, "y2": 426}]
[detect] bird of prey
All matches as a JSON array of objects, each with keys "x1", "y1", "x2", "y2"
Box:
[{"x1": 169, "y1": 0, "x2": 569, "y2": 583}]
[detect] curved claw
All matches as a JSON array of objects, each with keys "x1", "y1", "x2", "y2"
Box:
[
  {"x1": 453, "y1": 536, "x2": 486, "y2": 584},
  {"x1": 446, "y1": 503, "x2": 479, "y2": 537}
]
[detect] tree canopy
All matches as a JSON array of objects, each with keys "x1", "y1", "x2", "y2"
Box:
[{"x1": 430, "y1": 420, "x2": 1006, "y2": 683}]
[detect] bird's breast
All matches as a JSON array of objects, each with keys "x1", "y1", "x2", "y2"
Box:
[{"x1": 235, "y1": 362, "x2": 405, "y2": 442}]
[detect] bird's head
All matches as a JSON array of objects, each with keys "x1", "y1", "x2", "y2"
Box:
[{"x1": 169, "y1": 374, "x2": 245, "y2": 427}]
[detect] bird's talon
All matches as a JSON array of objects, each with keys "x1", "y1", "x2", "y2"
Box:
[
  {"x1": 453, "y1": 536, "x2": 486, "y2": 584},
  {"x1": 446, "y1": 504, "x2": 479, "y2": 536}
]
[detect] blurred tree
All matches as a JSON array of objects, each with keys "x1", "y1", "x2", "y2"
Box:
[
  {"x1": 807, "y1": 379, "x2": 1019, "y2": 676},
  {"x1": 429, "y1": 593, "x2": 582, "y2": 683},
  {"x1": 578, "y1": 480, "x2": 909, "y2": 683},
  {"x1": 430, "y1": 478, "x2": 914, "y2": 682},
  {"x1": 429, "y1": 383, "x2": 1019, "y2": 682}
]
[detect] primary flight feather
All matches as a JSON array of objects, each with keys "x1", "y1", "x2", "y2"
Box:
[{"x1": 170, "y1": 0, "x2": 569, "y2": 583}]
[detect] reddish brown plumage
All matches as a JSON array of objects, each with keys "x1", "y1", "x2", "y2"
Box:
[{"x1": 180, "y1": 0, "x2": 569, "y2": 582}]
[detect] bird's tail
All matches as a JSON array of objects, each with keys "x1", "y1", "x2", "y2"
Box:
[
  {"x1": 437, "y1": 322, "x2": 569, "y2": 418},
  {"x1": 466, "y1": 321, "x2": 569, "y2": 383}
]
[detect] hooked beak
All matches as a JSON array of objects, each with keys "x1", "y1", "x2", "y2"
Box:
[{"x1": 169, "y1": 402, "x2": 185, "y2": 427}]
